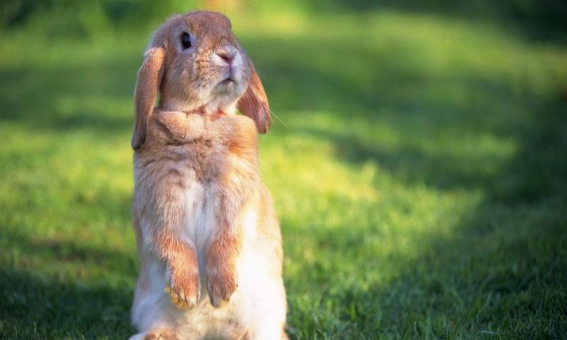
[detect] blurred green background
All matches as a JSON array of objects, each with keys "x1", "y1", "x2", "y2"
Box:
[{"x1": 1, "y1": 0, "x2": 566, "y2": 339}]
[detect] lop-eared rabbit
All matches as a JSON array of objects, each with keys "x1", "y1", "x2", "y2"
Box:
[{"x1": 130, "y1": 11, "x2": 287, "y2": 340}]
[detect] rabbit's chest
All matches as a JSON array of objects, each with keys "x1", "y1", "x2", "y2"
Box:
[
  {"x1": 161, "y1": 160, "x2": 222, "y2": 246},
  {"x1": 135, "y1": 146, "x2": 225, "y2": 241},
  {"x1": 177, "y1": 175, "x2": 218, "y2": 252}
]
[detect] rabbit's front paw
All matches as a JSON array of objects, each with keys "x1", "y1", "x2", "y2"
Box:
[
  {"x1": 166, "y1": 267, "x2": 200, "y2": 309},
  {"x1": 206, "y1": 264, "x2": 238, "y2": 308}
]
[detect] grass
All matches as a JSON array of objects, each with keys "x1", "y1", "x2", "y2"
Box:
[{"x1": 1, "y1": 9, "x2": 567, "y2": 340}]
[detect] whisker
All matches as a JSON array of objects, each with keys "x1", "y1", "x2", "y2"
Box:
[{"x1": 268, "y1": 108, "x2": 289, "y2": 129}]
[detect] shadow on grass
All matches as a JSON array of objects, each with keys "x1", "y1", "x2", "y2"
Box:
[
  {"x1": 262, "y1": 64, "x2": 531, "y2": 191},
  {"x1": 324, "y1": 0, "x2": 567, "y2": 44},
  {"x1": 0, "y1": 270, "x2": 134, "y2": 339},
  {"x1": 246, "y1": 35, "x2": 532, "y2": 133},
  {"x1": 0, "y1": 54, "x2": 139, "y2": 133},
  {"x1": 4, "y1": 230, "x2": 137, "y2": 274},
  {"x1": 298, "y1": 91, "x2": 567, "y2": 338},
  {"x1": 243, "y1": 23, "x2": 567, "y2": 338},
  {"x1": 0, "y1": 228, "x2": 137, "y2": 339}
]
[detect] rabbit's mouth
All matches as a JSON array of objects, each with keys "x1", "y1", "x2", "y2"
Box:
[
  {"x1": 206, "y1": 67, "x2": 247, "y2": 110},
  {"x1": 216, "y1": 74, "x2": 243, "y2": 94},
  {"x1": 216, "y1": 78, "x2": 236, "y2": 94},
  {"x1": 220, "y1": 77, "x2": 234, "y2": 86}
]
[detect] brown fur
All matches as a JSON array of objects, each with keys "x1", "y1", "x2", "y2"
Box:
[
  {"x1": 237, "y1": 61, "x2": 271, "y2": 133},
  {"x1": 132, "y1": 12, "x2": 270, "y2": 151},
  {"x1": 133, "y1": 47, "x2": 166, "y2": 150},
  {"x1": 135, "y1": 112, "x2": 261, "y2": 306},
  {"x1": 131, "y1": 11, "x2": 286, "y2": 340},
  {"x1": 158, "y1": 232, "x2": 200, "y2": 308}
]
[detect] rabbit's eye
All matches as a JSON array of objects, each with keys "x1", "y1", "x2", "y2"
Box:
[{"x1": 181, "y1": 33, "x2": 192, "y2": 49}]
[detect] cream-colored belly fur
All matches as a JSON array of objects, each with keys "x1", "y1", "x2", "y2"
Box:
[{"x1": 131, "y1": 172, "x2": 286, "y2": 340}]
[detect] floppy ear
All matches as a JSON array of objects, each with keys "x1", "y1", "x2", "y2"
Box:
[
  {"x1": 132, "y1": 46, "x2": 166, "y2": 150},
  {"x1": 238, "y1": 59, "x2": 271, "y2": 134}
]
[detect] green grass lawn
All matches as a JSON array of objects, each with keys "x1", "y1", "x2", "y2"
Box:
[{"x1": 1, "y1": 9, "x2": 566, "y2": 340}]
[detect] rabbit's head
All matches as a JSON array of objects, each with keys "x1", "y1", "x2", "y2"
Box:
[{"x1": 132, "y1": 11, "x2": 270, "y2": 150}]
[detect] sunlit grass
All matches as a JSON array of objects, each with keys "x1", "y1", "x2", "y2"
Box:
[{"x1": 1, "y1": 9, "x2": 566, "y2": 340}]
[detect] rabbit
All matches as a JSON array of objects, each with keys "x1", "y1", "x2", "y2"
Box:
[{"x1": 129, "y1": 11, "x2": 287, "y2": 340}]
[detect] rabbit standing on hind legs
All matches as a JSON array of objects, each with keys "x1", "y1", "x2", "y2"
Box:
[{"x1": 129, "y1": 11, "x2": 287, "y2": 340}]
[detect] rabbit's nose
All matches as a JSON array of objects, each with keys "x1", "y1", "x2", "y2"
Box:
[{"x1": 216, "y1": 51, "x2": 236, "y2": 66}]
